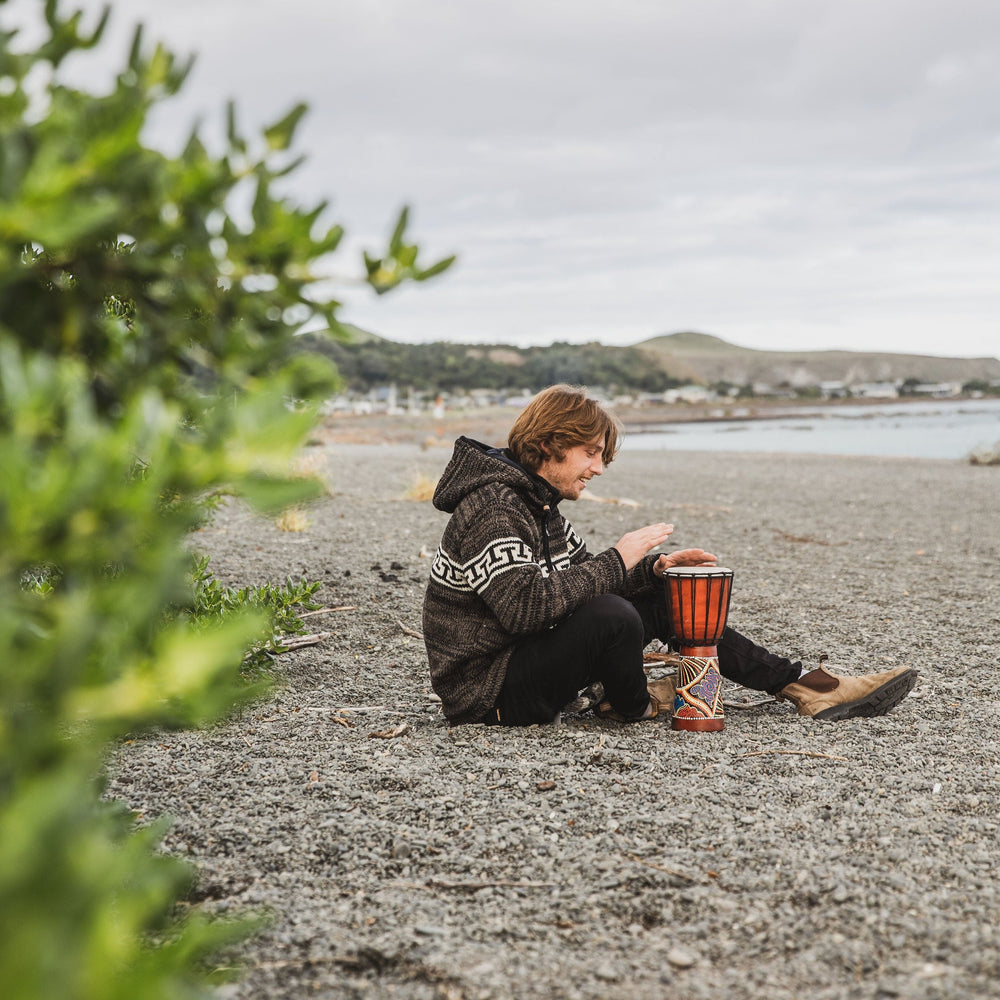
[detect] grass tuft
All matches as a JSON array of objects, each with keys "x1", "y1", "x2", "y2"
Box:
[
  {"x1": 403, "y1": 472, "x2": 438, "y2": 502},
  {"x1": 276, "y1": 507, "x2": 310, "y2": 532}
]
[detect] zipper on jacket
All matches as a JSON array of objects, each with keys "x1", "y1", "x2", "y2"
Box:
[{"x1": 540, "y1": 504, "x2": 555, "y2": 574}]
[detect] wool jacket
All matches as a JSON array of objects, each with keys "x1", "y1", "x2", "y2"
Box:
[{"x1": 423, "y1": 437, "x2": 658, "y2": 724}]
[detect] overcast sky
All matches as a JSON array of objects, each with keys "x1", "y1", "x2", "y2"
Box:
[{"x1": 11, "y1": 0, "x2": 1000, "y2": 357}]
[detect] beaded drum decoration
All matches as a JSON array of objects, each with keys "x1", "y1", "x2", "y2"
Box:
[{"x1": 663, "y1": 566, "x2": 734, "y2": 732}]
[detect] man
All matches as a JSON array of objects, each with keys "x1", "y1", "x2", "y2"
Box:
[{"x1": 423, "y1": 385, "x2": 917, "y2": 727}]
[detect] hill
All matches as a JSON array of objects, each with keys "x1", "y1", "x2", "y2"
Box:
[
  {"x1": 637, "y1": 332, "x2": 1000, "y2": 387},
  {"x1": 297, "y1": 327, "x2": 1000, "y2": 395}
]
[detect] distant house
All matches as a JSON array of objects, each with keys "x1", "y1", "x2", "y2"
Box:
[
  {"x1": 819, "y1": 381, "x2": 848, "y2": 399},
  {"x1": 664, "y1": 384, "x2": 714, "y2": 404},
  {"x1": 636, "y1": 391, "x2": 668, "y2": 406},
  {"x1": 910, "y1": 382, "x2": 962, "y2": 398},
  {"x1": 852, "y1": 382, "x2": 899, "y2": 399},
  {"x1": 369, "y1": 384, "x2": 399, "y2": 413}
]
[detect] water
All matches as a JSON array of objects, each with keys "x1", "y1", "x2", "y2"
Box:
[{"x1": 622, "y1": 399, "x2": 1000, "y2": 460}]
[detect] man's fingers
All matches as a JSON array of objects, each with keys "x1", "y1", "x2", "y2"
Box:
[
  {"x1": 616, "y1": 524, "x2": 678, "y2": 569},
  {"x1": 668, "y1": 548, "x2": 719, "y2": 566}
]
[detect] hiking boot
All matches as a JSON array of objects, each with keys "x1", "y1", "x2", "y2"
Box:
[
  {"x1": 779, "y1": 664, "x2": 918, "y2": 721},
  {"x1": 593, "y1": 675, "x2": 677, "y2": 723},
  {"x1": 648, "y1": 675, "x2": 677, "y2": 709}
]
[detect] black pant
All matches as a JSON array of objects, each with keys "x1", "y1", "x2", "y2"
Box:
[{"x1": 491, "y1": 590, "x2": 801, "y2": 726}]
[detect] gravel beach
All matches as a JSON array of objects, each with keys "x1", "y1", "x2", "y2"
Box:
[{"x1": 107, "y1": 434, "x2": 1000, "y2": 1000}]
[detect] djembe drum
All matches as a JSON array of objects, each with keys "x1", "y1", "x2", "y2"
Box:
[{"x1": 663, "y1": 566, "x2": 734, "y2": 732}]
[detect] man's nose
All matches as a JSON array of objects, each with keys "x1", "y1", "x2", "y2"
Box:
[{"x1": 591, "y1": 456, "x2": 604, "y2": 475}]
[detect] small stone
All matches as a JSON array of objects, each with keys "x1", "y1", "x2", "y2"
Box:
[
  {"x1": 594, "y1": 962, "x2": 619, "y2": 982},
  {"x1": 667, "y1": 947, "x2": 696, "y2": 968},
  {"x1": 414, "y1": 924, "x2": 445, "y2": 937}
]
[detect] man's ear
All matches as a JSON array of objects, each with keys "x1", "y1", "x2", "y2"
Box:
[{"x1": 539, "y1": 440, "x2": 552, "y2": 457}]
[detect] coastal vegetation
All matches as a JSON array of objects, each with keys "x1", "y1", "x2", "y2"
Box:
[
  {"x1": 0, "y1": 3, "x2": 448, "y2": 998},
  {"x1": 296, "y1": 330, "x2": 679, "y2": 395}
]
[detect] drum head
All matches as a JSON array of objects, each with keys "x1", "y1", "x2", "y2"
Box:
[{"x1": 663, "y1": 566, "x2": 732, "y2": 577}]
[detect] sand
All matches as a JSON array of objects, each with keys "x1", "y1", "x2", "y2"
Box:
[{"x1": 106, "y1": 435, "x2": 1000, "y2": 1000}]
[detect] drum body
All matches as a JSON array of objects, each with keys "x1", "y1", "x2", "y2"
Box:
[{"x1": 663, "y1": 566, "x2": 734, "y2": 732}]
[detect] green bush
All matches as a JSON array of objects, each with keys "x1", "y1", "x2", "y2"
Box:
[
  {"x1": 0, "y1": 2, "x2": 452, "y2": 997},
  {"x1": 184, "y1": 554, "x2": 324, "y2": 673}
]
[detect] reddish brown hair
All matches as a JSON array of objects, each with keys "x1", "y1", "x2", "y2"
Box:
[{"x1": 507, "y1": 384, "x2": 621, "y2": 472}]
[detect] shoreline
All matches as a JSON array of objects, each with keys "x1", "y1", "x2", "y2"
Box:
[{"x1": 318, "y1": 394, "x2": 998, "y2": 447}]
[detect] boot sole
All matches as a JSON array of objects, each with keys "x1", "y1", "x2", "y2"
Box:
[{"x1": 813, "y1": 669, "x2": 919, "y2": 722}]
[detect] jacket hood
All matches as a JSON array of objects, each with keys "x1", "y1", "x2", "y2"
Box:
[{"x1": 433, "y1": 437, "x2": 560, "y2": 514}]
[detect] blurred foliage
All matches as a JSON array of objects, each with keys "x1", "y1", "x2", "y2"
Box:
[
  {"x1": 0, "y1": 2, "x2": 450, "y2": 998},
  {"x1": 296, "y1": 333, "x2": 680, "y2": 395},
  {"x1": 960, "y1": 379, "x2": 1000, "y2": 397}
]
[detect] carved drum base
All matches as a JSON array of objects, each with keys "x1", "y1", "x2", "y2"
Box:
[{"x1": 671, "y1": 654, "x2": 725, "y2": 732}]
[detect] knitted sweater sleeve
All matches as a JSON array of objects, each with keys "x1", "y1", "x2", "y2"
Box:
[{"x1": 443, "y1": 488, "x2": 625, "y2": 636}]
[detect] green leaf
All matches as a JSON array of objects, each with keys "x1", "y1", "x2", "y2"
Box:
[
  {"x1": 388, "y1": 204, "x2": 410, "y2": 254},
  {"x1": 416, "y1": 254, "x2": 457, "y2": 281},
  {"x1": 264, "y1": 102, "x2": 308, "y2": 152},
  {"x1": 236, "y1": 473, "x2": 322, "y2": 514},
  {"x1": 225, "y1": 99, "x2": 246, "y2": 154}
]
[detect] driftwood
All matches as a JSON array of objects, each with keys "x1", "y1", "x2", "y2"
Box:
[
  {"x1": 298, "y1": 605, "x2": 358, "y2": 618},
  {"x1": 700, "y1": 747, "x2": 848, "y2": 777},
  {"x1": 579, "y1": 492, "x2": 640, "y2": 509},
  {"x1": 622, "y1": 852, "x2": 696, "y2": 882},
  {"x1": 396, "y1": 619, "x2": 425, "y2": 640},
  {"x1": 268, "y1": 608, "x2": 357, "y2": 656},
  {"x1": 368, "y1": 722, "x2": 410, "y2": 739},
  {"x1": 642, "y1": 651, "x2": 683, "y2": 668},
  {"x1": 427, "y1": 878, "x2": 558, "y2": 891},
  {"x1": 274, "y1": 630, "x2": 334, "y2": 652},
  {"x1": 722, "y1": 695, "x2": 777, "y2": 710},
  {"x1": 664, "y1": 501, "x2": 732, "y2": 515},
  {"x1": 773, "y1": 529, "x2": 848, "y2": 547}
]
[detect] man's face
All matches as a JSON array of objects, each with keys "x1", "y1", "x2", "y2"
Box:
[{"x1": 536, "y1": 434, "x2": 605, "y2": 501}]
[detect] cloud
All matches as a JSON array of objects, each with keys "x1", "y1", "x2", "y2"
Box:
[{"x1": 8, "y1": 0, "x2": 1000, "y2": 356}]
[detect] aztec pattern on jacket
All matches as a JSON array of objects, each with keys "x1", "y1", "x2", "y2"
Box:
[{"x1": 423, "y1": 436, "x2": 657, "y2": 724}]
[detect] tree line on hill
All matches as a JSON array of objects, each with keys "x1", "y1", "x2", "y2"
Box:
[
  {"x1": 295, "y1": 330, "x2": 1000, "y2": 400},
  {"x1": 295, "y1": 332, "x2": 681, "y2": 394}
]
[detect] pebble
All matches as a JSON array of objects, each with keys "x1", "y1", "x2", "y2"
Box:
[
  {"x1": 666, "y1": 947, "x2": 697, "y2": 969},
  {"x1": 594, "y1": 962, "x2": 620, "y2": 982}
]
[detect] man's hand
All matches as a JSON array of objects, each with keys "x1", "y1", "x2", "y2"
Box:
[
  {"x1": 652, "y1": 548, "x2": 718, "y2": 577},
  {"x1": 614, "y1": 523, "x2": 674, "y2": 571}
]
